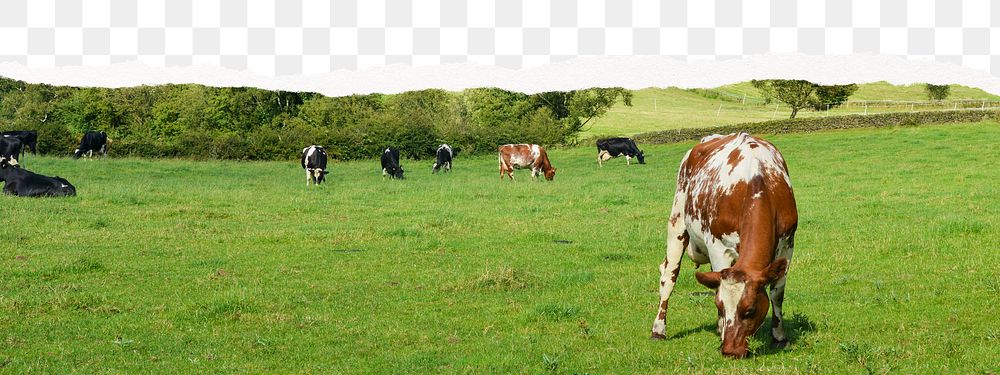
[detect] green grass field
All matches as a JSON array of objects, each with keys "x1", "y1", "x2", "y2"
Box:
[
  {"x1": 585, "y1": 82, "x2": 1000, "y2": 137},
  {"x1": 2, "y1": 122, "x2": 998, "y2": 373}
]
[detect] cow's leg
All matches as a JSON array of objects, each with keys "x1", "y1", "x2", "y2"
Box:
[
  {"x1": 598, "y1": 153, "x2": 603, "y2": 167},
  {"x1": 306, "y1": 170, "x2": 311, "y2": 186},
  {"x1": 652, "y1": 192, "x2": 688, "y2": 339},
  {"x1": 769, "y1": 235, "x2": 794, "y2": 347},
  {"x1": 626, "y1": 155, "x2": 632, "y2": 165}
]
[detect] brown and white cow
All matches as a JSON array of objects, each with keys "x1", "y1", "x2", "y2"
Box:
[
  {"x1": 650, "y1": 132, "x2": 798, "y2": 359},
  {"x1": 498, "y1": 144, "x2": 556, "y2": 181}
]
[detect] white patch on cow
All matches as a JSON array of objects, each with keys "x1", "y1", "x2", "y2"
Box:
[
  {"x1": 718, "y1": 278, "x2": 746, "y2": 337},
  {"x1": 700, "y1": 133, "x2": 727, "y2": 143},
  {"x1": 505, "y1": 144, "x2": 537, "y2": 169},
  {"x1": 305, "y1": 146, "x2": 317, "y2": 161},
  {"x1": 61, "y1": 184, "x2": 68, "y2": 188},
  {"x1": 752, "y1": 191, "x2": 762, "y2": 199}
]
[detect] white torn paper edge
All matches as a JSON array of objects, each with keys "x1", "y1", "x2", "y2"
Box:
[{"x1": 0, "y1": 54, "x2": 997, "y2": 96}]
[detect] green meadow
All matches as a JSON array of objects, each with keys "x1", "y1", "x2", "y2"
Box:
[
  {"x1": 585, "y1": 82, "x2": 1000, "y2": 137},
  {"x1": 2, "y1": 122, "x2": 999, "y2": 373}
]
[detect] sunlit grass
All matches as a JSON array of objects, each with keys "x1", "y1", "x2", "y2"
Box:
[{"x1": 1, "y1": 122, "x2": 998, "y2": 372}]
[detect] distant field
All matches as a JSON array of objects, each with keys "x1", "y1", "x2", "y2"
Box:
[
  {"x1": 584, "y1": 82, "x2": 1000, "y2": 137},
  {"x1": 717, "y1": 81, "x2": 1000, "y2": 101},
  {"x1": 2, "y1": 122, "x2": 998, "y2": 373}
]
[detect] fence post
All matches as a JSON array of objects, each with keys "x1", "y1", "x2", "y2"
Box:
[
  {"x1": 741, "y1": 93, "x2": 746, "y2": 105},
  {"x1": 953, "y1": 102, "x2": 957, "y2": 111},
  {"x1": 982, "y1": 99, "x2": 986, "y2": 109},
  {"x1": 772, "y1": 103, "x2": 779, "y2": 119},
  {"x1": 864, "y1": 102, "x2": 868, "y2": 115},
  {"x1": 717, "y1": 104, "x2": 722, "y2": 117}
]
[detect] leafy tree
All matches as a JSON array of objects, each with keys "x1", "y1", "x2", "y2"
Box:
[
  {"x1": 753, "y1": 80, "x2": 858, "y2": 118},
  {"x1": 925, "y1": 84, "x2": 950, "y2": 100},
  {"x1": 752, "y1": 80, "x2": 816, "y2": 119},
  {"x1": 813, "y1": 84, "x2": 858, "y2": 111}
]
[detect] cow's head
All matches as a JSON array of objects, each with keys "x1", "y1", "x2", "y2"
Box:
[
  {"x1": 394, "y1": 166, "x2": 405, "y2": 179},
  {"x1": 314, "y1": 169, "x2": 328, "y2": 184},
  {"x1": 73, "y1": 148, "x2": 82, "y2": 159},
  {"x1": 0, "y1": 156, "x2": 18, "y2": 168},
  {"x1": 637, "y1": 150, "x2": 646, "y2": 164},
  {"x1": 544, "y1": 167, "x2": 556, "y2": 181},
  {"x1": 695, "y1": 258, "x2": 788, "y2": 358}
]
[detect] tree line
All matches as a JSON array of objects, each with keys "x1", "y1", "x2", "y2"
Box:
[{"x1": 0, "y1": 76, "x2": 632, "y2": 160}]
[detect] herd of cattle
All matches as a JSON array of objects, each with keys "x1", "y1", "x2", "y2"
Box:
[
  {"x1": 298, "y1": 137, "x2": 647, "y2": 185},
  {"x1": 0, "y1": 130, "x2": 109, "y2": 197},
  {"x1": 2, "y1": 128, "x2": 798, "y2": 358}
]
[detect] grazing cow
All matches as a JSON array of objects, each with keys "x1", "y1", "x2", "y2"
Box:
[
  {"x1": 381, "y1": 147, "x2": 404, "y2": 179},
  {"x1": 74, "y1": 131, "x2": 110, "y2": 159},
  {"x1": 0, "y1": 157, "x2": 76, "y2": 197},
  {"x1": 300, "y1": 145, "x2": 329, "y2": 186},
  {"x1": 0, "y1": 136, "x2": 23, "y2": 164},
  {"x1": 650, "y1": 132, "x2": 797, "y2": 359},
  {"x1": 432, "y1": 144, "x2": 453, "y2": 174},
  {"x1": 498, "y1": 144, "x2": 556, "y2": 181},
  {"x1": 596, "y1": 137, "x2": 645, "y2": 166},
  {"x1": 1, "y1": 131, "x2": 38, "y2": 154}
]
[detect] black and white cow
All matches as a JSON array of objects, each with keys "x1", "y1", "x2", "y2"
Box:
[
  {"x1": 0, "y1": 136, "x2": 23, "y2": 164},
  {"x1": 432, "y1": 144, "x2": 453, "y2": 174},
  {"x1": 300, "y1": 145, "x2": 329, "y2": 186},
  {"x1": 1, "y1": 131, "x2": 38, "y2": 154},
  {"x1": 74, "y1": 131, "x2": 110, "y2": 159},
  {"x1": 0, "y1": 157, "x2": 76, "y2": 197},
  {"x1": 381, "y1": 147, "x2": 404, "y2": 179},
  {"x1": 596, "y1": 137, "x2": 645, "y2": 166}
]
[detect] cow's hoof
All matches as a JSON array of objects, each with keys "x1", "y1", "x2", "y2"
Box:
[
  {"x1": 770, "y1": 338, "x2": 788, "y2": 348},
  {"x1": 650, "y1": 332, "x2": 667, "y2": 340}
]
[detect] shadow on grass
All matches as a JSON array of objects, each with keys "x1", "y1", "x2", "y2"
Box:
[
  {"x1": 669, "y1": 322, "x2": 716, "y2": 339},
  {"x1": 665, "y1": 312, "x2": 819, "y2": 358},
  {"x1": 755, "y1": 312, "x2": 819, "y2": 356}
]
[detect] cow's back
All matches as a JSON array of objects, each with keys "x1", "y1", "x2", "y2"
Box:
[{"x1": 680, "y1": 133, "x2": 797, "y2": 252}]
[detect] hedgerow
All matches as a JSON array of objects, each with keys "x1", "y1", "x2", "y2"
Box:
[{"x1": 632, "y1": 110, "x2": 999, "y2": 145}]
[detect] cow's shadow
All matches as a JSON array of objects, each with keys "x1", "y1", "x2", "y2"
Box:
[
  {"x1": 755, "y1": 312, "x2": 818, "y2": 355},
  {"x1": 669, "y1": 322, "x2": 716, "y2": 340},
  {"x1": 667, "y1": 312, "x2": 819, "y2": 356}
]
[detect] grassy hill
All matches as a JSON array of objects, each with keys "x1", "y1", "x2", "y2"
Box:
[
  {"x1": 584, "y1": 82, "x2": 1000, "y2": 137},
  {"x1": 718, "y1": 81, "x2": 1000, "y2": 101}
]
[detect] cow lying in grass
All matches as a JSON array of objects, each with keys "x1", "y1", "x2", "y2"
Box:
[{"x1": 0, "y1": 157, "x2": 76, "y2": 197}]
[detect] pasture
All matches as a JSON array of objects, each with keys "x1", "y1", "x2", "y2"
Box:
[
  {"x1": 2, "y1": 123, "x2": 999, "y2": 373},
  {"x1": 585, "y1": 83, "x2": 1000, "y2": 137}
]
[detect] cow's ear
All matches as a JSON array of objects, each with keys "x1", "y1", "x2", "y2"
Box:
[
  {"x1": 766, "y1": 258, "x2": 788, "y2": 283},
  {"x1": 695, "y1": 271, "x2": 721, "y2": 289}
]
